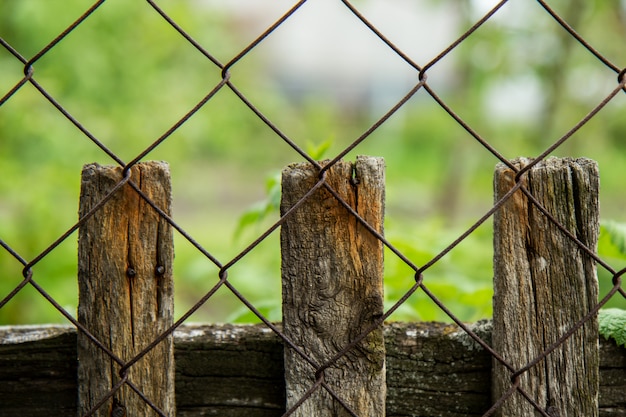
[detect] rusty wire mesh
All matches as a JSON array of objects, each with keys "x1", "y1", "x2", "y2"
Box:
[{"x1": 1, "y1": 0, "x2": 625, "y2": 416}]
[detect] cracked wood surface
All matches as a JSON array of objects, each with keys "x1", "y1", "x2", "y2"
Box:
[
  {"x1": 280, "y1": 156, "x2": 386, "y2": 417},
  {"x1": 77, "y1": 162, "x2": 175, "y2": 417},
  {"x1": 493, "y1": 157, "x2": 600, "y2": 417}
]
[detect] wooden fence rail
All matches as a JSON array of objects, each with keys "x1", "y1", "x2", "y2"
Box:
[{"x1": 0, "y1": 322, "x2": 624, "y2": 416}]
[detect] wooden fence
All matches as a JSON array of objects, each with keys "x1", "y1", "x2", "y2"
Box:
[
  {"x1": 0, "y1": 322, "x2": 624, "y2": 416},
  {"x1": 0, "y1": 156, "x2": 624, "y2": 416}
]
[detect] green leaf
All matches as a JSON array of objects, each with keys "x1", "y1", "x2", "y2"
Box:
[
  {"x1": 265, "y1": 172, "x2": 282, "y2": 212},
  {"x1": 598, "y1": 308, "x2": 626, "y2": 347},
  {"x1": 234, "y1": 171, "x2": 282, "y2": 241},
  {"x1": 233, "y1": 201, "x2": 268, "y2": 241},
  {"x1": 306, "y1": 137, "x2": 333, "y2": 160}
]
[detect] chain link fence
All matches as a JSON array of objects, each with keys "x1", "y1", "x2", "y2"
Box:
[{"x1": 1, "y1": 1, "x2": 625, "y2": 416}]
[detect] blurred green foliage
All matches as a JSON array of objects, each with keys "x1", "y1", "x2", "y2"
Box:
[{"x1": 0, "y1": 0, "x2": 624, "y2": 325}]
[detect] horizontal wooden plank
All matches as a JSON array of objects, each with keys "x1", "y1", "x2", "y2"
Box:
[{"x1": 0, "y1": 322, "x2": 624, "y2": 416}]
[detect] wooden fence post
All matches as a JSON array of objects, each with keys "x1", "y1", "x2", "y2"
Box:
[
  {"x1": 77, "y1": 162, "x2": 175, "y2": 416},
  {"x1": 492, "y1": 157, "x2": 600, "y2": 416},
  {"x1": 280, "y1": 156, "x2": 386, "y2": 416}
]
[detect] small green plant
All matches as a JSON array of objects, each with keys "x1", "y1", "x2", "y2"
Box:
[
  {"x1": 233, "y1": 172, "x2": 282, "y2": 241},
  {"x1": 233, "y1": 138, "x2": 332, "y2": 241},
  {"x1": 596, "y1": 220, "x2": 626, "y2": 345},
  {"x1": 598, "y1": 308, "x2": 626, "y2": 347},
  {"x1": 597, "y1": 220, "x2": 626, "y2": 306}
]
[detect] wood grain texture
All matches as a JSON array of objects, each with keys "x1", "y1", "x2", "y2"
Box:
[
  {"x1": 77, "y1": 162, "x2": 175, "y2": 416},
  {"x1": 492, "y1": 157, "x2": 600, "y2": 417},
  {"x1": 280, "y1": 156, "x2": 386, "y2": 417},
  {"x1": 1, "y1": 323, "x2": 624, "y2": 417}
]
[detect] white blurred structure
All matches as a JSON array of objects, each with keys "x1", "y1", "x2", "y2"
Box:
[
  {"x1": 203, "y1": 0, "x2": 460, "y2": 111},
  {"x1": 198, "y1": 0, "x2": 556, "y2": 121}
]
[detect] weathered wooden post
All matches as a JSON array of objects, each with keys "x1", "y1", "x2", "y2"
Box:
[
  {"x1": 280, "y1": 156, "x2": 386, "y2": 416},
  {"x1": 77, "y1": 162, "x2": 175, "y2": 416},
  {"x1": 492, "y1": 157, "x2": 599, "y2": 416}
]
